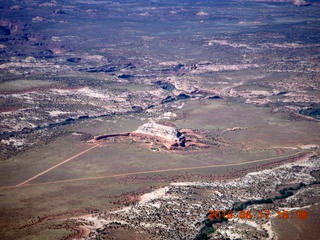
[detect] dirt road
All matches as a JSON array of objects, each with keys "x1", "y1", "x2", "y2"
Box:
[
  {"x1": 4, "y1": 151, "x2": 311, "y2": 190},
  {"x1": 15, "y1": 143, "x2": 101, "y2": 187}
]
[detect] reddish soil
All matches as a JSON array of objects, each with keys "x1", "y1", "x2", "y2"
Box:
[
  {"x1": 90, "y1": 129, "x2": 210, "y2": 151},
  {"x1": 19, "y1": 208, "x2": 98, "y2": 229},
  {"x1": 65, "y1": 225, "x2": 91, "y2": 240}
]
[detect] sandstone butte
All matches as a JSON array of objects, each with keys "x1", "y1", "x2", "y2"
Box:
[
  {"x1": 89, "y1": 122, "x2": 187, "y2": 150},
  {"x1": 131, "y1": 122, "x2": 186, "y2": 149}
]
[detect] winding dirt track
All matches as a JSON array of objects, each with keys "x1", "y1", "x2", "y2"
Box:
[{"x1": 0, "y1": 150, "x2": 311, "y2": 190}]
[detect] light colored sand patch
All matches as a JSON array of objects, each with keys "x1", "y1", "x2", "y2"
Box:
[
  {"x1": 158, "y1": 61, "x2": 181, "y2": 66},
  {"x1": 157, "y1": 112, "x2": 177, "y2": 120},
  {"x1": 47, "y1": 110, "x2": 71, "y2": 117},
  {"x1": 235, "y1": 219, "x2": 260, "y2": 229},
  {"x1": 1, "y1": 137, "x2": 25, "y2": 147},
  {"x1": 208, "y1": 39, "x2": 249, "y2": 48},
  {"x1": 177, "y1": 103, "x2": 185, "y2": 109},
  {"x1": 278, "y1": 205, "x2": 312, "y2": 212},
  {"x1": 148, "y1": 202, "x2": 161, "y2": 208},
  {"x1": 251, "y1": 90, "x2": 272, "y2": 96},
  {"x1": 262, "y1": 221, "x2": 276, "y2": 240},
  {"x1": 72, "y1": 132, "x2": 83, "y2": 136},
  {"x1": 51, "y1": 87, "x2": 110, "y2": 100},
  {"x1": 75, "y1": 87, "x2": 109, "y2": 99},
  {"x1": 238, "y1": 21, "x2": 262, "y2": 25},
  {"x1": 140, "y1": 222, "x2": 167, "y2": 228},
  {"x1": 171, "y1": 181, "x2": 213, "y2": 187},
  {"x1": 111, "y1": 206, "x2": 132, "y2": 214},
  {"x1": 218, "y1": 226, "x2": 243, "y2": 240},
  {"x1": 139, "y1": 186, "x2": 169, "y2": 204},
  {"x1": 50, "y1": 88, "x2": 74, "y2": 94},
  {"x1": 85, "y1": 216, "x2": 109, "y2": 229},
  {"x1": 196, "y1": 11, "x2": 209, "y2": 16},
  {"x1": 82, "y1": 55, "x2": 106, "y2": 62},
  {"x1": 272, "y1": 43, "x2": 302, "y2": 48},
  {"x1": 299, "y1": 144, "x2": 319, "y2": 150},
  {"x1": 192, "y1": 64, "x2": 259, "y2": 73},
  {"x1": 73, "y1": 214, "x2": 129, "y2": 230}
]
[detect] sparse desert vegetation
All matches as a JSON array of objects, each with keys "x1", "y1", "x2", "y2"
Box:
[{"x1": 0, "y1": 0, "x2": 319, "y2": 240}]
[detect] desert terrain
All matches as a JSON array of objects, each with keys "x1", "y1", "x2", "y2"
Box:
[{"x1": 0, "y1": 0, "x2": 319, "y2": 240}]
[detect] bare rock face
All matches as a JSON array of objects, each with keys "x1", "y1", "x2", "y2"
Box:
[
  {"x1": 133, "y1": 122, "x2": 185, "y2": 149},
  {"x1": 135, "y1": 122, "x2": 178, "y2": 141}
]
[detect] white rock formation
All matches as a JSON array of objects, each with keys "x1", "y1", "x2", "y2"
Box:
[{"x1": 134, "y1": 122, "x2": 179, "y2": 142}]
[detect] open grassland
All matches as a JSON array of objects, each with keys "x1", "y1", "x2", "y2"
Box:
[{"x1": 174, "y1": 100, "x2": 320, "y2": 148}]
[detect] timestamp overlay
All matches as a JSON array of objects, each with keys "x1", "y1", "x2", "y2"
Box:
[{"x1": 207, "y1": 208, "x2": 316, "y2": 221}]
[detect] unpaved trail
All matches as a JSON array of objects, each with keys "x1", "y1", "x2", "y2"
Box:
[
  {"x1": 5, "y1": 151, "x2": 311, "y2": 189},
  {"x1": 15, "y1": 143, "x2": 101, "y2": 187}
]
